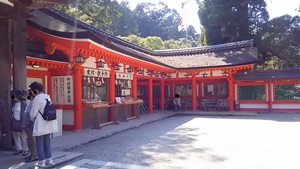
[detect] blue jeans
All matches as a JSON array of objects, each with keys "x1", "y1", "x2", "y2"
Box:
[{"x1": 35, "y1": 134, "x2": 52, "y2": 161}]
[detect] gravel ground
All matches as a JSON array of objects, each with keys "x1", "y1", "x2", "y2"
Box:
[{"x1": 69, "y1": 113, "x2": 300, "y2": 169}]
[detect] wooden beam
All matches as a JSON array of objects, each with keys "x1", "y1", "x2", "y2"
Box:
[
  {"x1": 0, "y1": 18, "x2": 13, "y2": 148},
  {"x1": 13, "y1": 3, "x2": 27, "y2": 91}
]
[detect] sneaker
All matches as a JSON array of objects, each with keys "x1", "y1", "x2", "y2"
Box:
[
  {"x1": 13, "y1": 150, "x2": 23, "y2": 155},
  {"x1": 22, "y1": 151, "x2": 30, "y2": 156},
  {"x1": 35, "y1": 161, "x2": 46, "y2": 168},
  {"x1": 45, "y1": 158, "x2": 54, "y2": 166}
]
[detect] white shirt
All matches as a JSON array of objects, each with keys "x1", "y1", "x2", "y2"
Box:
[
  {"x1": 12, "y1": 102, "x2": 21, "y2": 120},
  {"x1": 173, "y1": 98, "x2": 181, "y2": 106}
]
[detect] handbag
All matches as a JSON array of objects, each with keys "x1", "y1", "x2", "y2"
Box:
[{"x1": 11, "y1": 117, "x2": 22, "y2": 132}]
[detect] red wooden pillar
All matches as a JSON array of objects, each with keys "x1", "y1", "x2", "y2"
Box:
[
  {"x1": 160, "y1": 79, "x2": 165, "y2": 110},
  {"x1": 73, "y1": 64, "x2": 83, "y2": 130},
  {"x1": 192, "y1": 74, "x2": 197, "y2": 111},
  {"x1": 47, "y1": 72, "x2": 52, "y2": 97},
  {"x1": 268, "y1": 81, "x2": 273, "y2": 112},
  {"x1": 148, "y1": 76, "x2": 153, "y2": 113},
  {"x1": 132, "y1": 69, "x2": 137, "y2": 116},
  {"x1": 228, "y1": 73, "x2": 234, "y2": 111},
  {"x1": 109, "y1": 68, "x2": 116, "y2": 121}
]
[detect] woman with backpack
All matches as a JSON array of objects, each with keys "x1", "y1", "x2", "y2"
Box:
[
  {"x1": 22, "y1": 89, "x2": 38, "y2": 162},
  {"x1": 29, "y1": 82, "x2": 58, "y2": 168},
  {"x1": 11, "y1": 90, "x2": 29, "y2": 156}
]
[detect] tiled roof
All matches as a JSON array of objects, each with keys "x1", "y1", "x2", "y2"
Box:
[
  {"x1": 234, "y1": 69, "x2": 300, "y2": 80},
  {"x1": 28, "y1": 7, "x2": 258, "y2": 69},
  {"x1": 154, "y1": 47, "x2": 257, "y2": 69}
]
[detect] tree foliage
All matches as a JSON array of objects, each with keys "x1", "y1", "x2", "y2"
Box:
[
  {"x1": 133, "y1": 2, "x2": 186, "y2": 40},
  {"x1": 118, "y1": 35, "x2": 200, "y2": 50},
  {"x1": 198, "y1": 0, "x2": 299, "y2": 69},
  {"x1": 110, "y1": 1, "x2": 139, "y2": 36},
  {"x1": 55, "y1": 0, "x2": 200, "y2": 42},
  {"x1": 55, "y1": 0, "x2": 121, "y2": 33},
  {"x1": 257, "y1": 15, "x2": 300, "y2": 69},
  {"x1": 198, "y1": 0, "x2": 269, "y2": 45}
]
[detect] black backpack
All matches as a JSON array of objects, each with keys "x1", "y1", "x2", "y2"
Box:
[{"x1": 39, "y1": 99, "x2": 57, "y2": 121}]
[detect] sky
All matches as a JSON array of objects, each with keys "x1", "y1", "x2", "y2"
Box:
[{"x1": 118, "y1": 0, "x2": 300, "y2": 33}]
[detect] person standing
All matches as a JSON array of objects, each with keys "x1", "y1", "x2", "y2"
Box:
[
  {"x1": 29, "y1": 82, "x2": 58, "y2": 168},
  {"x1": 11, "y1": 90, "x2": 29, "y2": 156},
  {"x1": 173, "y1": 94, "x2": 181, "y2": 111},
  {"x1": 21, "y1": 89, "x2": 38, "y2": 162}
]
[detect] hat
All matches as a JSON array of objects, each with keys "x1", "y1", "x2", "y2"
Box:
[
  {"x1": 29, "y1": 82, "x2": 43, "y2": 92},
  {"x1": 11, "y1": 90, "x2": 25, "y2": 101}
]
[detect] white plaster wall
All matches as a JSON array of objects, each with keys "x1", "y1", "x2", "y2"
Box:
[
  {"x1": 272, "y1": 104, "x2": 300, "y2": 109},
  {"x1": 82, "y1": 57, "x2": 96, "y2": 69},
  {"x1": 52, "y1": 109, "x2": 62, "y2": 138},
  {"x1": 143, "y1": 69, "x2": 150, "y2": 76},
  {"x1": 196, "y1": 70, "x2": 210, "y2": 77},
  {"x1": 62, "y1": 110, "x2": 74, "y2": 125},
  {"x1": 178, "y1": 72, "x2": 188, "y2": 78},
  {"x1": 82, "y1": 57, "x2": 111, "y2": 70},
  {"x1": 240, "y1": 104, "x2": 268, "y2": 109},
  {"x1": 169, "y1": 73, "x2": 176, "y2": 78},
  {"x1": 212, "y1": 70, "x2": 224, "y2": 76}
]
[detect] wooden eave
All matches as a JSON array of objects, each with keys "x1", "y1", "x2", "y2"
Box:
[
  {"x1": 27, "y1": 56, "x2": 68, "y2": 69},
  {"x1": 27, "y1": 25, "x2": 175, "y2": 73}
]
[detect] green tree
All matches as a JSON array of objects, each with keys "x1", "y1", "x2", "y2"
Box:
[
  {"x1": 134, "y1": 2, "x2": 184, "y2": 40},
  {"x1": 140, "y1": 36, "x2": 165, "y2": 50},
  {"x1": 111, "y1": 1, "x2": 139, "y2": 36},
  {"x1": 118, "y1": 34, "x2": 142, "y2": 46},
  {"x1": 55, "y1": 0, "x2": 120, "y2": 33},
  {"x1": 164, "y1": 39, "x2": 193, "y2": 49},
  {"x1": 197, "y1": 0, "x2": 269, "y2": 45},
  {"x1": 257, "y1": 15, "x2": 300, "y2": 69},
  {"x1": 119, "y1": 35, "x2": 198, "y2": 50}
]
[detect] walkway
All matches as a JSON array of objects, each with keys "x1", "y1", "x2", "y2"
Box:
[{"x1": 1, "y1": 110, "x2": 257, "y2": 169}]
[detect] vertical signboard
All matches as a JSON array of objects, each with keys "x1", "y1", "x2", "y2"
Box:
[{"x1": 52, "y1": 76, "x2": 74, "y2": 105}]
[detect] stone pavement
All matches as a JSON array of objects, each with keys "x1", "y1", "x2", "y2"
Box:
[{"x1": 0, "y1": 110, "x2": 257, "y2": 169}]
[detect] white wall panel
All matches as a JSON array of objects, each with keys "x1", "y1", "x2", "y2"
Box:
[
  {"x1": 272, "y1": 104, "x2": 300, "y2": 109},
  {"x1": 240, "y1": 104, "x2": 268, "y2": 109},
  {"x1": 62, "y1": 110, "x2": 74, "y2": 125}
]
